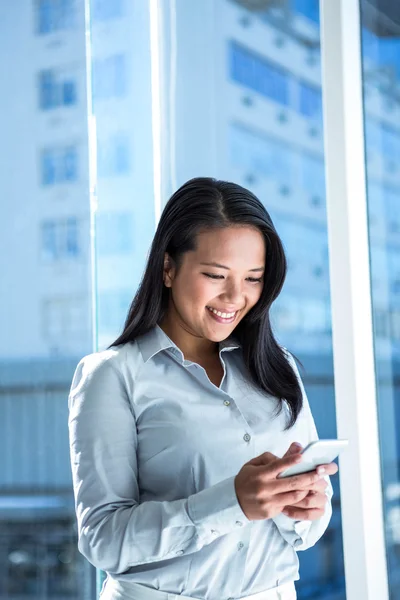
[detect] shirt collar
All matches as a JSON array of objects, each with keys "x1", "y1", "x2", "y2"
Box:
[{"x1": 137, "y1": 324, "x2": 241, "y2": 364}]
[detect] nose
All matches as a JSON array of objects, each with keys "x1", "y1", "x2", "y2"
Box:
[{"x1": 220, "y1": 279, "x2": 243, "y2": 305}]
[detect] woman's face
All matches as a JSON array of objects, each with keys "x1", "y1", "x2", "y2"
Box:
[{"x1": 163, "y1": 225, "x2": 265, "y2": 343}]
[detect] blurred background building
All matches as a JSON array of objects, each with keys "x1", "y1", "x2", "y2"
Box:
[{"x1": 1, "y1": 0, "x2": 399, "y2": 599}]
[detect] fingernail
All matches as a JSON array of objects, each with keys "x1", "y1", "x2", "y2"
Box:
[
  {"x1": 317, "y1": 467, "x2": 326, "y2": 475},
  {"x1": 292, "y1": 442, "x2": 302, "y2": 450}
]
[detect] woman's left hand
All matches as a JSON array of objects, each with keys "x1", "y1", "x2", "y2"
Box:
[
  {"x1": 280, "y1": 442, "x2": 338, "y2": 520},
  {"x1": 281, "y1": 487, "x2": 328, "y2": 520}
]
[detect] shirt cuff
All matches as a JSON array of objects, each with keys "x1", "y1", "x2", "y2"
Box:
[
  {"x1": 272, "y1": 513, "x2": 312, "y2": 548},
  {"x1": 188, "y1": 475, "x2": 251, "y2": 542}
]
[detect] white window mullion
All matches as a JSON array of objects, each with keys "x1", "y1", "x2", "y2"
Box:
[{"x1": 320, "y1": 1, "x2": 389, "y2": 599}]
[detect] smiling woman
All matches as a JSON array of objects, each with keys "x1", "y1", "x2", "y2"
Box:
[
  {"x1": 111, "y1": 176, "x2": 302, "y2": 425},
  {"x1": 68, "y1": 177, "x2": 337, "y2": 600}
]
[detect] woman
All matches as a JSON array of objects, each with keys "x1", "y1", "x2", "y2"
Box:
[{"x1": 68, "y1": 177, "x2": 338, "y2": 600}]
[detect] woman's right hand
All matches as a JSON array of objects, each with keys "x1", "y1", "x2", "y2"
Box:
[{"x1": 234, "y1": 446, "x2": 327, "y2": 521}]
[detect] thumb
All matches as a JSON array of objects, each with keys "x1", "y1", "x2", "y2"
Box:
[{"x1": 284, "y1": 442, "x2": 303, "y2": 458}]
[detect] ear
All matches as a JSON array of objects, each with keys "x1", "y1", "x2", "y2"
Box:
[{"x1": 163, "y1": 253, "x2": 176, "y2": 288}]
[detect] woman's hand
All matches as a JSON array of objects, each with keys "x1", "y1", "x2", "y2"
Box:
[
  {"x1": 234, "y1": 450, "x2": 327, "y2": 521},
  {"x1": 281, "y1": 442, "x2": 339, "y2": 521}
]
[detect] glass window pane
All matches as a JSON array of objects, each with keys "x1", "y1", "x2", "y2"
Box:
[
  {"x1": 361, "y1": 1, "x2": 400, "y2": 597},
  {"x1": 2, "y1": 3, "x2": 91, "y2": 596}
]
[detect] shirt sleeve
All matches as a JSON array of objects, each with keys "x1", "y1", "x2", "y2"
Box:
[
  {"x1": 68, "y1": 352, "x2": 250, "y2": 574},
  {"x1": 271, "y1": 350, "x2": 334, "y2": 551}
]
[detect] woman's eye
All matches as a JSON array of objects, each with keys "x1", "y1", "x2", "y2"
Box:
[{"x1": 203, "y1": 273, "x2": 262, "y2": 283}]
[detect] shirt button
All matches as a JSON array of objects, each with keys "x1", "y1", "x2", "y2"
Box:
[
  {"x1": 223, "y1": 400, "x2": 230, "y2": 406},
  {"x1": 243, "y1": 433, "x2": 251, "y2": 442},
  {"x1": 176, "y1": 550, "x2": 184, "y2": 555},
  {"x1": 235, "y1": 521, "x2": 243, "y2": 527},
  {"x1": 237, "y1": 542, "x2": 244, "y2": 550}
]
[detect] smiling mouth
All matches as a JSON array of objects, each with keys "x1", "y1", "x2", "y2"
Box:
[{"x1": 206, "y1": 306, "x2": 238, "y2": 319}]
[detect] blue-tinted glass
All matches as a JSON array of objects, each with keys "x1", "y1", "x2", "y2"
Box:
[
  {"x1": 65, "y1": 218, "x2": 79, "y2": 257},
  {"x1": 59, "y1": 0, "x2": 75, "y2": 29},
  {"x1": 92, "y1": 59, "x2": 110, "y2": 99},
  {"x1": 37, "y1": 0, "x2": 52, "y2": 34},
  {"x1": 300, "y1": 154, "x2": 325, "y2": 198},
  {"x1": 92, "y1": 0, "x2": 123, "y2": 21},
  {"x1": 37, "y1": 0, "x2": 75, "y2": 34},
  {"x1": 361, "y1": 2, "x2": 400, "y2": 596},
  {"x1": 229, "y1": 42, "x2": 289, "y2": 106},
  {"x1": 381, "y1": 125, "x2": 400, "y2": 157},
  {"x1": 62, "y1": 79, "x2": 76, "y2": 106},
  {"x1": 96, "y1": 212, "x2": 133, "y2": 255},
  {"x1": 365, "y1": 118, "x2": 382, "y2": 152},
  {"x1": 96, "y1": 142, "x2": 109, "y2": 177},
  {"x1": 114, "y1": 54, "x2": 127, "y2": 97},
  {"x1": 41, "y1": 221, "x2": 58, "y2": 259},
  {"x1": 292, "y1": 0, "x2": 319, "y2": 23},
  {"x1": 63, "y1": 147, "x2": 78, "y2": 181},
  {"x1": 230, "y1": 124, "x2": 295, "y2": 181},
  {"x1": 299, "y1": 82, "x2": 322, "y2": 119},
  {"x1": 98, "y1": 290, "x2": 132, "y2": 331},
  {"x1": 114, "y1": 137, "x2": 130, "y2": 173},
  {"x1": 41, "y1": 150, "x2": 57, "y2": 185},
  {"x1": 39, "y1": 70, "x2": 56, "y2": 110}
]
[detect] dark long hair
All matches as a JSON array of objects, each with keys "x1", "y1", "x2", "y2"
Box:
[{"x1": 110, "y1": 177, "x2": 303, "y2": 428}]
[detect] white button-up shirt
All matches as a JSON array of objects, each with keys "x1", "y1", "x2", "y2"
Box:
[{"x1": 68, "y1": 325, "x2": 333, "y2": 599}]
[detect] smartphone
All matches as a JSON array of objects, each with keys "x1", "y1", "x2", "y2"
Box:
[{"x1": 277, "y1": 439, "x2": 348, "y2": 478}]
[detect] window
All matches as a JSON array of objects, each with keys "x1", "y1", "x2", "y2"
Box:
[
  {"x1": 299, "y1": 81, "x2": 323, "y2": 120},
  {"x1": 95, "y1": 211, "x2": 134, "y2": 255},
  {"x1": 42, "y1": 296, "x2": 88, "y2": 340},
  {"x1": 229, "y1": 42, "x2": 289, "y2": 106},
  {"x1": 92, "y1": 54, "x2": 127, "y2": 100},
  {"x1": 40, "y1": 145, "x2": 78, "y2": 185},
  {"x1": 91, "y1": 0, "x2": 123, "y2": 21},
  {"x1": 292, "y1": 0, "x2": 320, "y2": 24},
  {"x1": 36, "y1": 0, "x2": 75, "y2": 35},
  {"x1": 229, "y1": 124, "x2": 295, "y2": 182},
  {"x1": 40, "y1": 218, "x2": 80, "y2": 261},
  {"x1": 381, "y1": 124, "x2": 400, "y2": 158},
  {"x1": 97, "y1": 134, "x2": 130, "y2": 177},
  {"x1": 38, "y1": 68, "x2": 78, "y2": 110},
  {"x1": 97, "y1": 291, "x2": 133, "y2": 333},
  {"x1": 299, "y1": 153, "x2": 326, "y2": 199}
]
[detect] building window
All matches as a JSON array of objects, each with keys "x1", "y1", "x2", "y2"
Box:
[
  {"x1": 38, "y1": 68, "x2": 77, "y2": 110},
  {"x1": 92, "y1": 54, "x2": 127, "y2": 100},
  {"x1": 91, "y1": 0, "x2": 123, "y2": 21},
  {"x1": 40, "y1": 218, "x2": 80, "y2": 261},
  {"x1": 292, "y1": 0, "x2": 320, "y2": 24},
  {"x1": 42, "y1": 296, "x2": 88, "y2": 339},
  {"x1": 40, "y1": 145, "x2": 78, "y2": 185},
  {"x1": 229, "y1": 41, "x2": 289, "y2": 106},
  {"x1": 96, "y1": 211, "x2": 134, "y2": 256},
  {"x1": 299, "y1": 81, "x2": 322, "y2": 120},
  {"x1": 97, "y1": 134, "x2": 130, "y2": 177},
  {"x1": 299, "y1": 153, "x2": 325, "y2": 199},
  {"x1": 36, "y1": 0, "x2": 76, "y2": 35},
  {"x1": 229, "y1": 123, "x2": 294, "y2": 182}
]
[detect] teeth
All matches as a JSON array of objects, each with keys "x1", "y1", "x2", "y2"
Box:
[{"x1": 207, "y1": 307, "x2": 236, "y2": 319}]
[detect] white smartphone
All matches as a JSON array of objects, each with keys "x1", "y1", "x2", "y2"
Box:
[{"x1": 277, "y1": 439, "x2": 349, "y2": 478}]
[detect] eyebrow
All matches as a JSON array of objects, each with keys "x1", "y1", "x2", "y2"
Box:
[{"x1": 200, "y1": 262, "x2": 265, "y2": 272}]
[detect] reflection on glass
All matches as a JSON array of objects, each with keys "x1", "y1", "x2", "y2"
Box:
[{"x1": 360, "y1": 1, "x2": 400, "y2": 597}]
